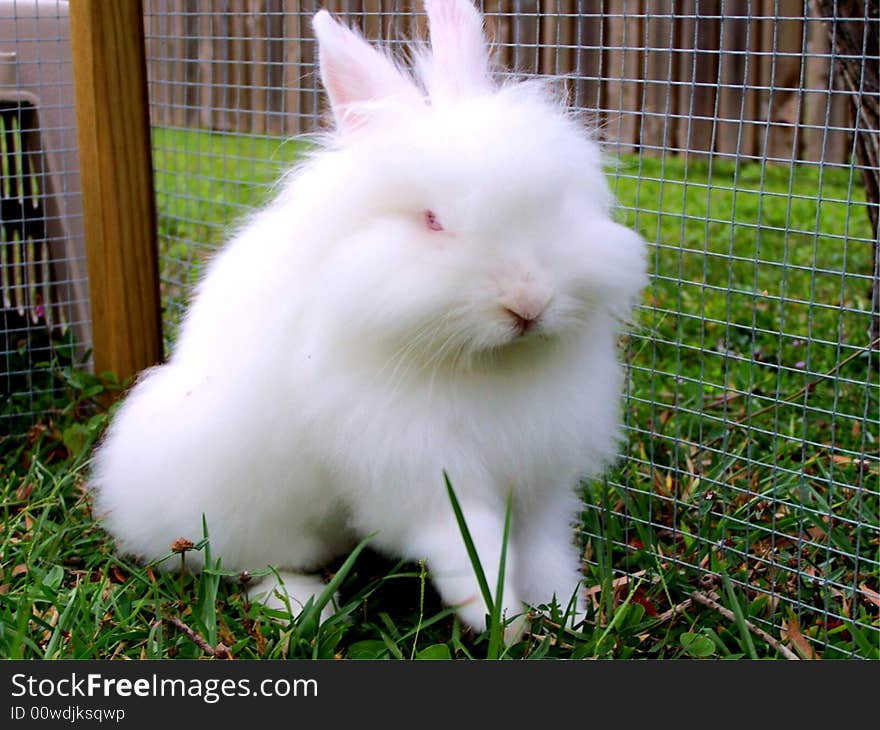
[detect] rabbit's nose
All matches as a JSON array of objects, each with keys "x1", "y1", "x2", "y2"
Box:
[
  {"x1": 504, "y1": 307, "x2": 540, "y2": 335},
  {"x1": 500, "y1": 292, "x2": 550, "y2": 335}
]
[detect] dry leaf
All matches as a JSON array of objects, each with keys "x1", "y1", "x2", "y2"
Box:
[
  {"x1": 859, "y1": 584, "x2": 880, "y2": 609},
  {"x1": 11, "y1": 564, "x2": 27, "y2": 578},
  {"x1": 218, "y1": 614, "x2": 237, "y2": 648},
  {"x1": 782, "y1": 615, "x2": 820, "y2": 660},
  {"x1": 110, "y1": 565, "x2": 127, "y2": 584}
]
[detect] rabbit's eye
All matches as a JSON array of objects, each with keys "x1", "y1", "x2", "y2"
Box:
[{"x1": 424, "y1": 210, "x2": 444, "y2": 232}]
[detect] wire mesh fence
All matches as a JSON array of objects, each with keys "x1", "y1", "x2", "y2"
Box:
[
  {"x1": 1, "y1": 1, "x2": 875, "y2": 657},
  {"x1": 0, "y1": 0, "x2": 88, "y2": 433},
  {"x1": 144, "y1": 0, "x2": 879, "y2": 659}
]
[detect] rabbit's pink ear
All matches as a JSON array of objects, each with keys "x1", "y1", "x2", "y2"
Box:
[
  {"x1": 313, "y1": 10, "x2": 420, "y2": 133},
  {"x1": 425, "y1": 0, "x2": 492, "y2": 101}
]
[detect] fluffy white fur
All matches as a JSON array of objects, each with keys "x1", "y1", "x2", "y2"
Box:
[{"x1": 89, "y1": 0, "x2": 647, "y2": 639}]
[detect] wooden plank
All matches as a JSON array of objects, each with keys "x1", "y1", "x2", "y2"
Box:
[
  {"x1": 741, "y1": 0, "x2": 765, "y2": 159},
  {"x1": 571, "y1": 0, "x2": 602, "y2": 113},
  {"x1": 675, "y1": 1, "x2": 720, "y2": 158},
  {"x1": 717, "y1": 1, "x2": 749, "y2": 157},
  {"x1": 230, "y1": 0, "x2": 248, "y2": 132},
  {"x1": 675, "y1": 5, "x2": 696, "y2": 154},
  {"x1": 764, "y1": 0, "x2": 804, "y2": 162},
  {"x1": 803, "y1": 7, "x2": 850, "y2": 164},
  {"x1": 147, "y1": 0, "x2": 174, "y2": 126},
  {"x1": 540, "y1": 0, "x2": 559, "y2": 77},
  {"x1": 541, "y1": 0, "x2": 597, "y2": 114},
  {"x1": 512, "y1": 0, "x2": 540, "y2": 73},
  {"x1": 485, "y1": 0, "x2": 514, "y2": 70},
  {"x1": 197, "y1": 0, "x2": 214, "y2": 130},
  {"x1": 282, "y1": 1, "x2": 303, "y2": 136},
  {"x1": 641, "y1": 0, "x2": 674, "y2": 156},
  {"x1": 361, "y1": 0, "x2": 382, "y2": 41},
  {"x1": 216, "y1": 11, "x2": 233, "y2": 131},
  {"x1": 602, "y1": 0, "x2": 642, "y2": 154},
  {"x1": 693, "y1": 12, "x2": 721, "y2": 155},
  {"x1": 142, "y1": 0, "x2": 162, "y2": 125},
  {"x1": 248, "y1": 0, "x2": 270, "y2": 135},
  {"x1": 266, "y1": 0, "x2": 286, "y2": 136},
  {"x1": 70, "y1": 0, "x2": 163, "y2": 383},
  {"x1": 407, "y1": 0, "x2": 428, "y2": 42},
  {"x1": 170, "y1": 0, "x2": 186, "y2": 127},
  {"x1": 553, "y1": 0, "x2": 576, "y2": 103}
]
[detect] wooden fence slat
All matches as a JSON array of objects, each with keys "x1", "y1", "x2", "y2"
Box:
[
  {"x1": 641, "y1": 0, "x2": 675, "y2": 156},
  {"x1": 248, "y1": 0, "x2": 269, "y2": 135},
  {"x1": 282, "y1": 1, "x2": 304, "y2": 137},
  {"x1": 570, "y1": 0, "x2": 602, "y2": 113},
  {"x1": 540, "y1": 0, "x2": 559, "y2": 77},
  {"x1": 71, "y1": 0, "x2": 163, "y2": 383},
  {"x1": 230, "y1": 0, "x2": 248, "y2": 133},
  {"x1": 603, "y1": 0, "x2": 643, "y2": 153},
  {"x1": 717, "y1": 1, "x2": 749, "y2": 157},
  {"x1": 197, "y1": 0, "x2": 214, "y2": 129},
  {"x1": 674, "y1": 1, "x2": 720, "y2": 158},
  {"x1": 169, "y1": 0, "x2": 186, "y2": 127},
  {"x1": 764, "y1": 0, "x2": 804, "y2": 161},
  {"x1": 803, "y1": 5, "x2": 851, "y2": 163}
]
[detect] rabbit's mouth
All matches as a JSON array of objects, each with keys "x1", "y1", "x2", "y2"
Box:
[{"x1": 465, "y1": 327, "x2": 560, "y2": 371}]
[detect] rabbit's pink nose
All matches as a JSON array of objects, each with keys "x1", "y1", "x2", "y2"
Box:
[
  {"x1": 499, "y1": 287, "x2": 551, "y2": 336},
  {"x1": 503, "y1": 306, "x2": 541, "y2": 336}
]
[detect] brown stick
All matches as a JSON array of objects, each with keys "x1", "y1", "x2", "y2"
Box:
[
  {"x1": 689, "y1": 590, "x2": 800, "y2": 660},
  {"x1": 167, "y1": 616, "x2": 232, "y2": 659},
  {"x1": 654, "y1": 597, "x2": 694, "y2": 624}
]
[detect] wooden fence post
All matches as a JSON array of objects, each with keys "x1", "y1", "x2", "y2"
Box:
[{"x1": 69, "y1": 0, "x2": 163, "y2": 387}]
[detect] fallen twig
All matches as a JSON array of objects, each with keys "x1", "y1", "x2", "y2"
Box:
[
  {"x1": 167, "y1": 616, "x2": 232, "y2": 659},
  {"x1": 654, "y1": 597, "x2": 694, "y2": 624},
  {"x1": 584, "y1": 570, "x2": 648, "y2": 603},
  {"x1": 689, "y1": 590, "x2": 799, "y2": 660}
]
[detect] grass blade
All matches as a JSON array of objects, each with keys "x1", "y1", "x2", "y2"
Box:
[
  {"x1": 487, "y1": 487, "x2": 513, "y2": 659},
  {"x1": 443, "y1": 471, "x2": 494, "y2": 615},
  {"x1": 721, "y1": 572, "x2": 758, "y2": 659},
  {"x1": 43, "y1": 583, "x2": 79, "y2": 659},
  {"x1": 296, "y1": 533, "x2": 373, "y2": 637},
  {"x1": 197, "y1": 515, "x2": 219, "y2": 646}
]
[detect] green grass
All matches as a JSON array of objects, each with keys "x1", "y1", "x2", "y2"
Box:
[
  {"x1": 0, "y1": 403, "x2": 806, "y2": 660},
  {"x1": 0, "y1": 126, "x2": 876, "y2": 659}
]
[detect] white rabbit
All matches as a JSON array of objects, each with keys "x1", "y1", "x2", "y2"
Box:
[{"x1": 89, "y1": 0, "x2": 647, "y2": 640}]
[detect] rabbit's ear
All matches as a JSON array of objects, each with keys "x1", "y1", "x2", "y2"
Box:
[
  {"x1": 313, "y1": 10, "x2": 420, "y2": 133},
  {"x1": 425, "y1": 0, "x2": 492, "y2": 102}
]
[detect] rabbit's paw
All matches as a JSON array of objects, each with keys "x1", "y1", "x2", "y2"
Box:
[{"x1": 248, "y1": 571, "x2": 338, "y2": 625}]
